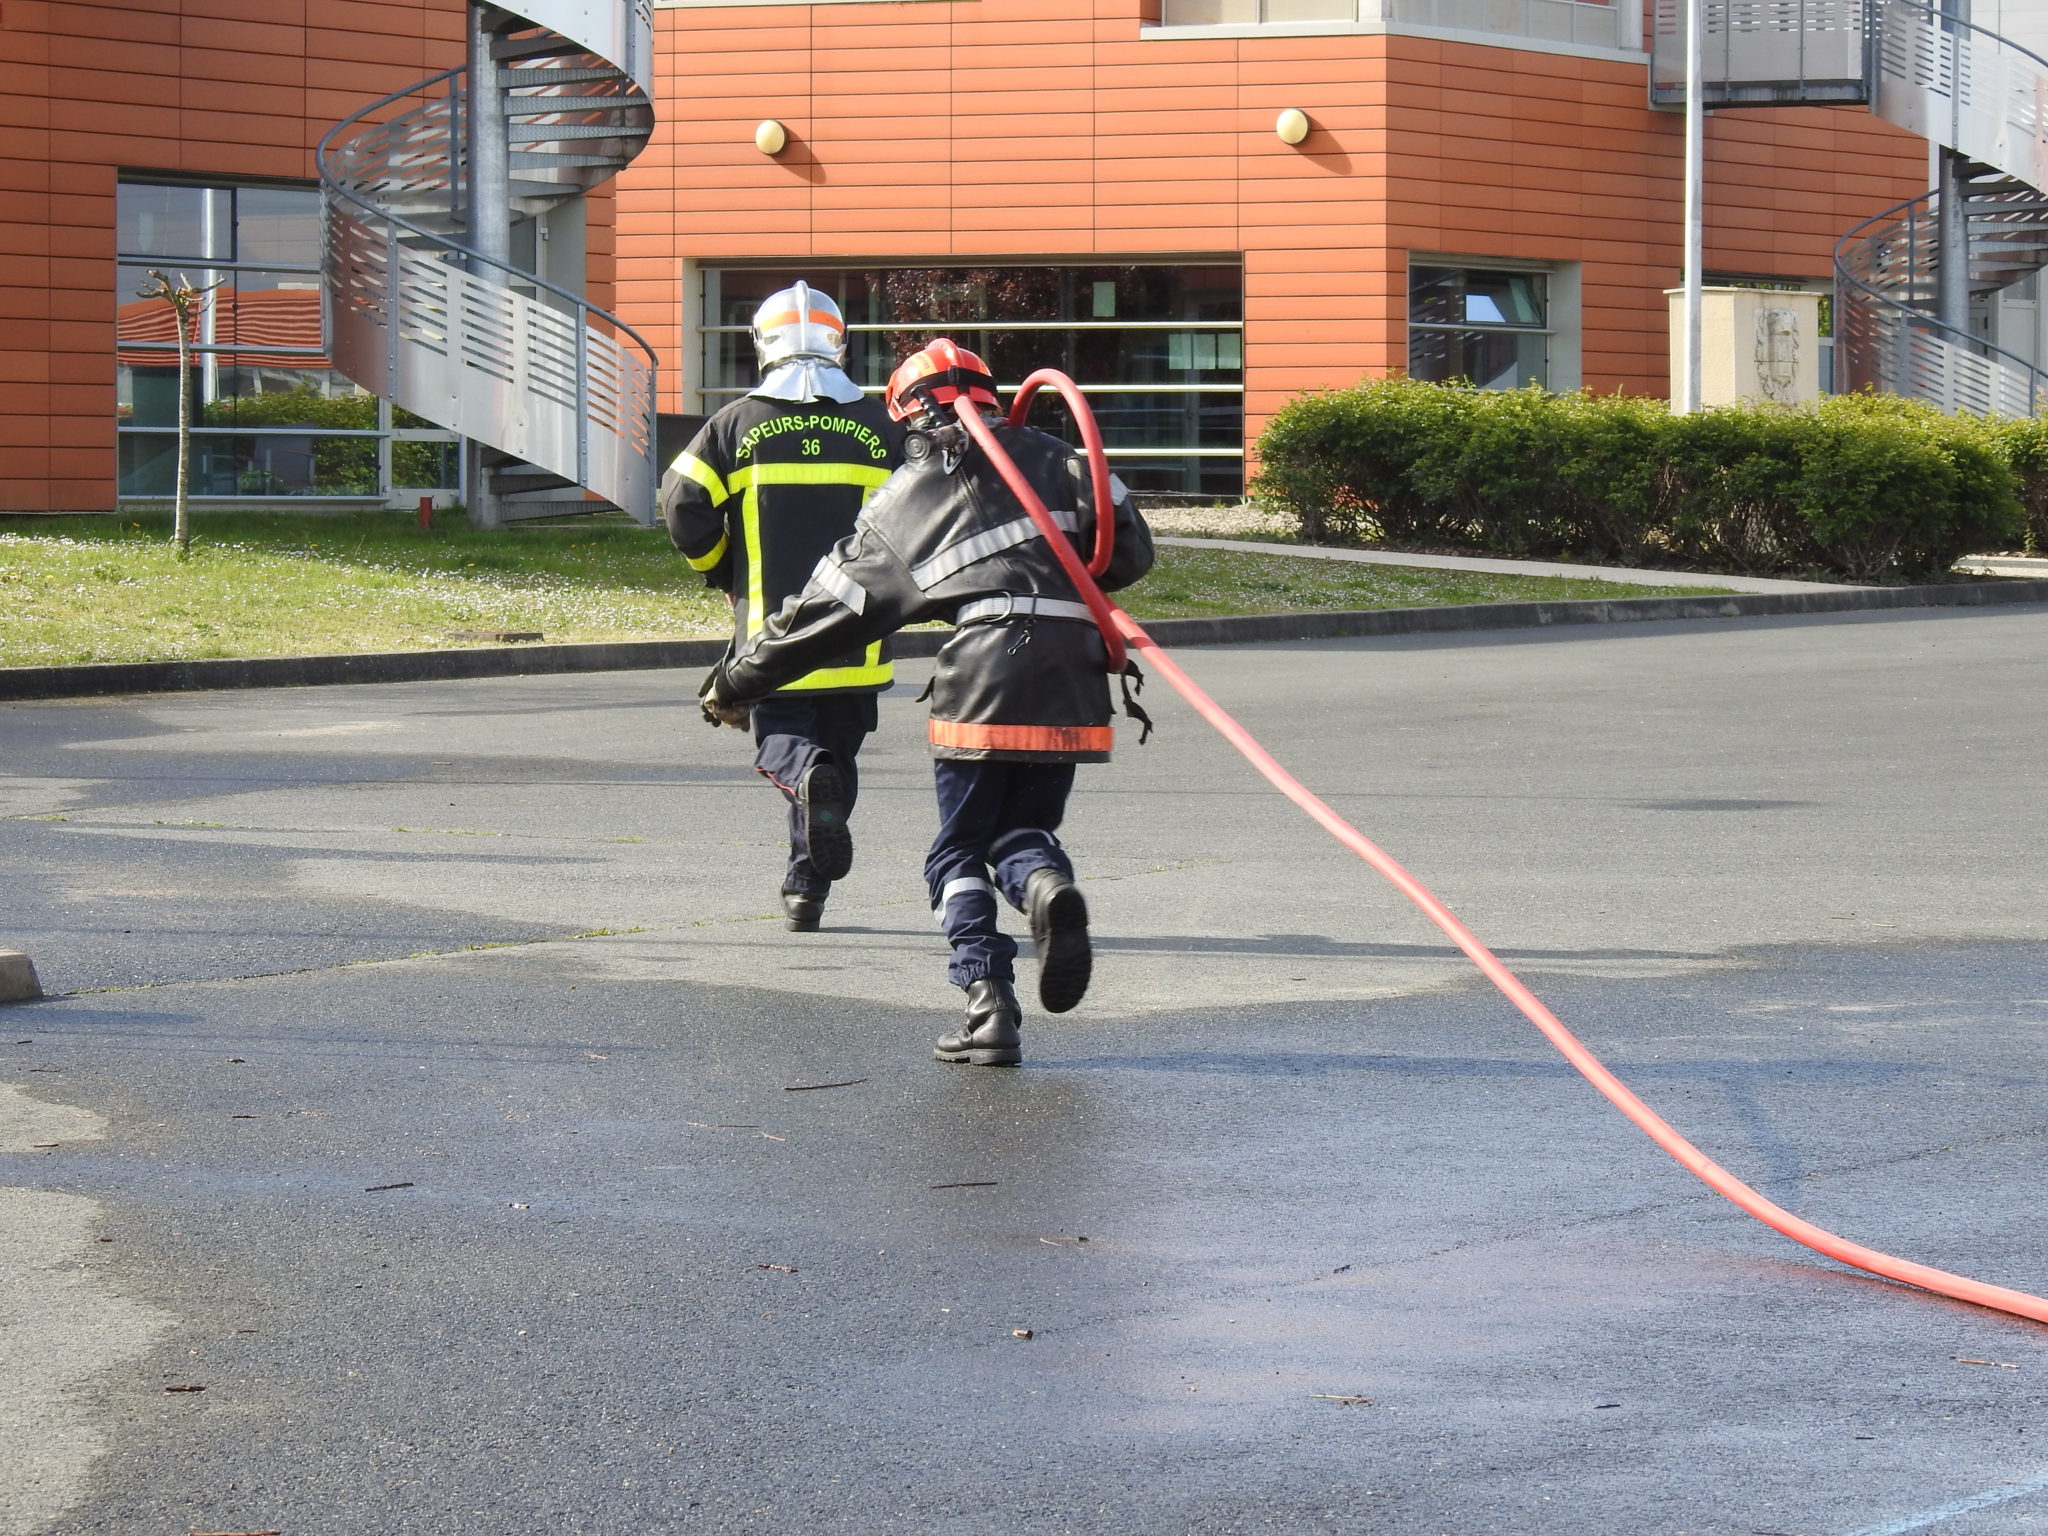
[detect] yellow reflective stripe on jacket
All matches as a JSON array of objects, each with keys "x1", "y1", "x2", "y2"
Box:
[
  {"x1": 777, "y1": 642, "x2": 891, "y2": 692},
  {"x1": 685, "y1": 531, "x2": 729, "y2": 572},
  {"x1": 740, "y1": 462, "x2": 893, "y2": 491},
  {"x1": 727, "y1": 461, "x2": 897, "y2": 640},
  {"x1": 672, "y1": 451, "x2": 729, "y2": 506}
]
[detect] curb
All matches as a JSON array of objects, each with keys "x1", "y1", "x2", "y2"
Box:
[
  {"x1": 0, "y1": 951, "x2": 42, "y2": 1003},
  {"x1": 5, "y1": 578, "x2": 2048, "y2": 703}
]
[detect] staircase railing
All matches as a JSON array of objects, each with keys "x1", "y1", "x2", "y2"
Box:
[
  {"x1": 1870, "y1": 0, "x2": 2048, "y2": 189},
  {"x1": 1835, "y1": 0, "x2": 2048, "y2": 413},
  {"x1": 316, "y1": 2, "x2": 658, "y2": 521},
  {"x1": 1835, "y1": 190, "x2": 2048, "y2": 413},
  {"x1": 1653, "y1": 0, "x2": 2048, "y2": 414}
]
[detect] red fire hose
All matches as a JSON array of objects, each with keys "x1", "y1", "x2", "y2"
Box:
[{"x1": 954, "y1": 378, "x2": 2048, "y2": 1328}]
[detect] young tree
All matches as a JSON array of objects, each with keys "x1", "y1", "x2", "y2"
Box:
[{"x1": 135, "y1": 269, "x2": 225, "y2": 560}]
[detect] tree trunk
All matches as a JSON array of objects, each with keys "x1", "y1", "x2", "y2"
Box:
[{"x1": 174, "y1": 296, "x2": 192, "y2": 559}]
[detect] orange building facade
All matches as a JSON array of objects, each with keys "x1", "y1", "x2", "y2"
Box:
[{"x1": 2, "y1": 0, "x2": 1925, "y2": 510}]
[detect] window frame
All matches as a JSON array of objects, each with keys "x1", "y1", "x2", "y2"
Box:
[
  {"x1": 114, "y1": 175, "x2": 460, "y2": 505},
  {"x1": 695, "y1": 261, "x2": 1248, "y2": 493},
  {"x1": 1406, "y1": 258, "x2": 1576, "y2": 392}
]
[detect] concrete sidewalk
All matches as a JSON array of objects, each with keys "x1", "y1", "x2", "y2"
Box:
[
  {"x1": 1156, "y1": 534, "x2": 1852, "y2": 593},
  {"x1": 1957, "y1": 554, "x2": 2048, "y2": 578}
]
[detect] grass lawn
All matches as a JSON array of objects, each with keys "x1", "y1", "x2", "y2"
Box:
[{"x1": 0, "y1": 511, "x2": 1730, "y2": 667}]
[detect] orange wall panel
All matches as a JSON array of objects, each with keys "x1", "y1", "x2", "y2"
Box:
[
  {"x1": 0, "y1": 0, "x2": 473, "y2": 511},
  {"x1": 624, "y1": 0, "x2": 1922, "y2": 456}
]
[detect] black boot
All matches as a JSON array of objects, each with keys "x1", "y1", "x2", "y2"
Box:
[
  {"x1": 782, "y1": 890, "x2": 824, "y2": 932},
  {"x1": 798, "y1": 762, "x2": 853, "y2": 882},
  {"x1": 1025, "y1": 867, "x2": 1091, "y2": 1014},
  {"x1": 934, "y1": 978, "x2": 1023, "y2": 1066}
]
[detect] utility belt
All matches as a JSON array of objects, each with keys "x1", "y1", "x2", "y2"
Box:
[{"x1": 954, "y1": 594, "x2": 1096, "y2": 626}]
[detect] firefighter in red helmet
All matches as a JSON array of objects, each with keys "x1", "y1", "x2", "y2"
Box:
[
  {"x1": 661, "y1": 281, "x2": 903, "y2": 933},
  {"x1": 701, "y1": 339, "x2": 1155, "y2": 1066}
]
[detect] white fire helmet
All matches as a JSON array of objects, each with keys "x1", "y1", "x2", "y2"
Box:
[{"x1": 751, "y1": 281, "x2": 848, "y2": 370}]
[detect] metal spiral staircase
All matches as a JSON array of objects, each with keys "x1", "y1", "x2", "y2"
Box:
[
  {"x1": 1654, "y1": 0, "x2": 2048, "y2": 416},
  {"x1": 317, "y1": 1, "x2": 659, "y2": 525}
]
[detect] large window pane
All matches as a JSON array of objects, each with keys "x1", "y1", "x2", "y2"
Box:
[
  {"x1": 1106, "y1": 454, "x2": 1244, "y2": 498},
  {"x1": 116, "y1": 176, "x2": 423, "y2": 504},
  {"x1": 1161, "y1": 0, "x2": 1261, "y2": 20},
  {"x1": 119, "y1": 363, "x2": 369, "y2": 427},
  {"x1": 233, "y1": 186, "x2": 321, "y2": 266},
  {"x1": 117, "y1": 184, "x2": 228, "y2": 261},
  {"x1": 1409, "y1": 264, "x2": 1550, "y2": 390},
  {"x1": 200, "y1": 377, "x2": 376, "y2": 430},
  {"x1": 1263, "y1": 0, "x2": 1355, "y2": 19},
  {"x1": 119, "y1": 433, "x2": 381, "y2": 497},
  {"x1": 1408, "y1": 327, "x2": 1547, "y2": 389},
  {"x1": 1000, "y1": 389, "x2": 1243, "y2": 451},
  {"x1": 715, "y1": 264, "x2": 1241, "y2": 331},
  {"x1": 119, "y1": 266, "x2": 323, "y2": 349},
  {"x1": 394, "y1": 440, "x2": 461, "y2": 490},
  {"x1": 1463, "y1": 270, "x2": 1544, "y2": 326},
  {"x1": 705, "y1": 262, "x2": 1244, "y2": 497},
  {"x1": 1409, "y1": 266, "x2": 1546, "y2": 328}
]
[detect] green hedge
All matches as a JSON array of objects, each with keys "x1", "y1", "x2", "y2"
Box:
[{"x1": 1250, "y1": 379, "x2": 2027, "y2": 581}]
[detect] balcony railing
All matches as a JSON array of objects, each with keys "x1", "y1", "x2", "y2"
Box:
[{"x1": 1157, "y1": 0, "x2": 1633, "y2": 50}]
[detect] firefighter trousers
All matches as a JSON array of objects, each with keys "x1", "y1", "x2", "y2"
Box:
[
  {"x1": 751, "y1": 693, "x2": 879, "y2": 896},
  {"x1": 925, "y1": 759, "x2": 1077, "y2": 988}
]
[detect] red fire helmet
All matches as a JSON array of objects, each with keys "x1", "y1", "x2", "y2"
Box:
[{"x1": 886, "y1": 339, "x2": 1000, "y2": 422}]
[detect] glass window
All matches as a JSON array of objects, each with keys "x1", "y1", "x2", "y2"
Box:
[
  {"x1": 115, "y1": 178, "x2": 456, "y2": 501},
  {"x1": 1159, "y1": 0, "x2": 1355, "y2": 20},
  {"x1": 117, "y1": 184, "x2": 229, "y2": 261},
  {"x1": 232, "y1": 187, "x2": 321, "y2": 267},
  {"x1": 118, "y1": 433, "x2": 382, "y2": 498},
  {"x1": 1408, "y1": 265, "x2": 1550, "y2": 390},
  {"x1": 704, "y1": 263, "x2": 1244, "y2": 497}
]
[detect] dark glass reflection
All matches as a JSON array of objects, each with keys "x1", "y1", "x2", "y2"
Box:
[
  {"x1": 118, "y1": 363, "x2": 370, "y2": 427},
  {"x1": 1409, "y1": 266, "x2": 1546, "y2": 329},
  {"x1": 706, "y1": 263, "x2": 1244, "y2": 494},
  {"x1": 118, "y1": 433, "x2": 381, "y2": 497},
  {"x1": 1407, "y1": 327, "x2": 1546, "y2": 390}
]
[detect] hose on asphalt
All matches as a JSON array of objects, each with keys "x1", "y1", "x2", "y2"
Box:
[{"x1": 954, "y1": 372, "x2": 2048, "y2": 1328}]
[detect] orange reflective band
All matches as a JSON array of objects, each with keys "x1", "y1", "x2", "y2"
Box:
[
  {"x1": 757, "y1": 308, "x2": 846, "y2": 333},
  {"x1": 928, "y1": 720, "x2": 1113, "y2": 753}
]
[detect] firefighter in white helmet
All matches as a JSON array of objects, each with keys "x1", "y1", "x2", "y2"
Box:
[{"x1": 662, "y1": 282, "x2": 904, "y2": 931}]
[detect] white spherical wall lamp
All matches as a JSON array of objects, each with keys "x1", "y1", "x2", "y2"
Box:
[
  {"x1": 755, "y1": 119, "x2": 788, "y2": 156},
  {"x1": 1275, "y1": 107, "x2": 1311, "y2": 146}
]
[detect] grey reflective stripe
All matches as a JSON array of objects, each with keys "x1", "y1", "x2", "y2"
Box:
[
  {"x1": 1066, "y1": 459, "x2": 1130, "y2": 507},
  {"x1": 954, "y1": 595, "x2": 1095, "y2": 626},
  {"x1": 989, "y1": 826, "x2": 1057, "y2": 857},
  {"x1": 909, "y1": 508, "x2": 1081, "y2": 590},
  {"x1": 811, "y1": 558, "x2": 868, "y2": 615},
  {"x1": 932, "y1": 876, "x2": 995, "y2": 925}
]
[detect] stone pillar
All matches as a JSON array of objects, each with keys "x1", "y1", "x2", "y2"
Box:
[{"x1": 1666, "y1": 287, "x2": 1825, "y2": 408}]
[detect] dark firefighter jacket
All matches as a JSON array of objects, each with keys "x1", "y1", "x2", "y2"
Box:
[
  {"x1": 661, "y1": 393, "x2": 902, "y2": 693},
  {"x1": 715, "y1": 419, "x2": 1155, "y2": 764}
]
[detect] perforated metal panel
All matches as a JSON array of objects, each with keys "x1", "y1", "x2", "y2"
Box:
[{"x1": 317, "y1": 2, "x2": 658, "y2": 520}]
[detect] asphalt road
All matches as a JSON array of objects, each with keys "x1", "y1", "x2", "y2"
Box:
[{"x1": 3, "y1": 607, "x2": 2047, "y2": 1536}]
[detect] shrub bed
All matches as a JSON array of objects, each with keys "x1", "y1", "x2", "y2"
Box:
[{"x1": 1251, "y1": 380, "x2": 2026, "y2": 581}]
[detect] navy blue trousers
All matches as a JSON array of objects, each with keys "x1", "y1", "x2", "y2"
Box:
[
  {"x1": 751, "y1": 693, "x2": 878, "y2": 896},
  {"x1": 925, "y1": 758, "x2": 1077, "y2": 987}
]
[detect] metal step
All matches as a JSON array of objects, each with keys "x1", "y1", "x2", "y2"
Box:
[
  {"x1": 503, "y1": 95, "x2": 638, "y2": 113},
  {"x1": 502, "y1": 65, "x2": 626, "y2": 84},
  {"x1": 507, "y1": 122, "x2": 637, "y2": 142},
  {"x1": 506, "y1": 150, "x2": 621, "y2": 168}
]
